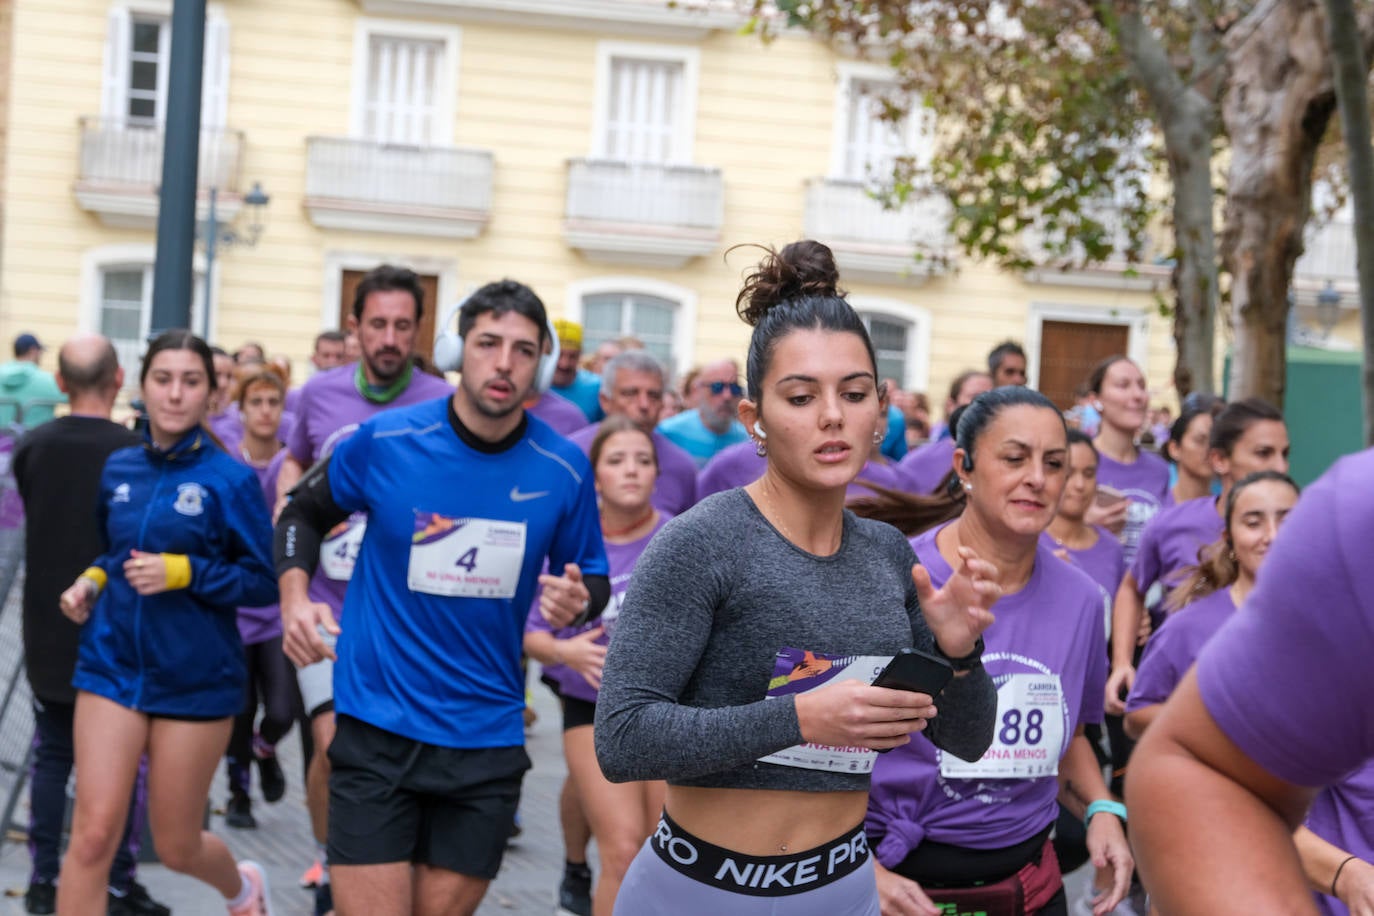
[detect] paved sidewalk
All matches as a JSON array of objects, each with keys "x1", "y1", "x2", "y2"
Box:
[{"x1": 0, "y1": 680, "x2": 578, "y2": 916}]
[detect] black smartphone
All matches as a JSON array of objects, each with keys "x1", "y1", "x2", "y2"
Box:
[{"x1": 872, "y1": 648, "x2": 954, "y2": 698}]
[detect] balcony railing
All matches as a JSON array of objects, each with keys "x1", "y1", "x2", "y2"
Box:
[
  {"x1": 1021, "y1": 200, "x2": 1169, "y2": 291},
  {"x1": 77, "y1": 116, "x2": 243, "y2": 192},
  {"x1": 803, "y1": 178, "x2": 949, "y2": 282},
  {"x1": 563, "y1": 159, "x2": 723, "y2": 267},
  {"x1": 74, "y1": 117, "x2": 244, "y2": 227},
  {"x1": 1296, "y1": 215, "x2": 1356, "y2": 287}
]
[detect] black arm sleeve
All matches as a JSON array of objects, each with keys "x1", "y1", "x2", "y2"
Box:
[
  {"x1": 579, "y1": 574, "x2": 611, "y2": 624},
  {"x1": 273, "y1": 457, "x2": 351, "y2": 579}
]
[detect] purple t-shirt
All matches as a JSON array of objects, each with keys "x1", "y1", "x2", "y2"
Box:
[
  {"x1": 208, "y1": 408, "x2": 243, "y2": 453},
  {"x1": 866, "y1": 524, "x2": 1108, "y2": 861},
  {"x1": 1096, "y1": 449, "x2": 1170, "y2": 567},
  {"x1": 696, "y1": 440, "x2": 902, "y2": 502},
  {"x1": 235, "y1": 448, "x2": 288, "y2": 645},
  {"x1": 1198, "y1": 449, "x2": 1374, "y2": 787},
  {"x1": 286, "y1": 364, "x2": 454, "y2": 618},
  {"x1": 697, "y1": 441, "x2": 763, "y2": 499},
  {"x1": 567, "y1": 424, "x2": 697, "y2": 516},
  {"x1": 1307, "y1": 761, "x2": 1374, "y2": 916},
  {"x1": 896, "y1": 438, "x2": 956, "y2": 495},
  {"x1": 1124, "y1": 587, "x2": 1234, "y2": 714},
  {"x1": 1131, "y1": 496, "x2": 1223, "y2": 594},
  {"x1": 1040, "y1": 527, "x2": 1125, "y2": 600},
  {"x1": 525, "y1": 515, "x2": 669, "y2": 704},
  {"x1": 527, "y1": 391, "x2": 589, "y2": 437}
]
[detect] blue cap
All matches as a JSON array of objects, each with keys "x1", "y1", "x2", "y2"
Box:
[{"x1": 13, "y1": 333, "x2": 42, "y2": 357}]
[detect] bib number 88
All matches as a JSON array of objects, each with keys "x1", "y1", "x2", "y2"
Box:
[{"x1": 998, "y1": 708, "x2": 1044, "y2": 746}]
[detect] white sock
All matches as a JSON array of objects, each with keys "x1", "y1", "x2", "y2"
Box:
[{"x1": 226, "y1": 870, "x2": 253, "y2": 910}]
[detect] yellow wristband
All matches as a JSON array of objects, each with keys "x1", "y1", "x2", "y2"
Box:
[
  {"x1": 161, "y1": 554, "x2": 192, "y2": 590},
  {"x1": 80, "y1": 567, "x2": 107, "y2": 594}
]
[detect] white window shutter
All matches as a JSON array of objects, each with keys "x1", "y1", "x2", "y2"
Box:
[
  {"x1": 101, "y1": 7, "x2": 131, "y2": 120},
  {"x1": 201, "y1": 14, "x2": 230, "y2": 129}
]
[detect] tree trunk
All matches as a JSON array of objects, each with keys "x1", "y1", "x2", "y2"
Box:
[
  {"x1": 1322, "y1": 0, "x2": 1374, "y2": 445},
  {"x1": 1222, "y1": 0, "x2": 1337, "y2": 406},
  {"x1": 1163, "y1": 104, "x2": 1220, "y2": 398}
]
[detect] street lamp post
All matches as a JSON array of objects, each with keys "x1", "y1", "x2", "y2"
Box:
[{"x1": 199, "y1": 181, "x2": 270, "y2": 340}]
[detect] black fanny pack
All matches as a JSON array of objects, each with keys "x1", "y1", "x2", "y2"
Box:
[{"x1": 648, "y1": 810, "x2": 870, "y2": 898}]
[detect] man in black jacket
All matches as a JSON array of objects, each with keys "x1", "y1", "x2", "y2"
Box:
[{"x1": 12, "y1": 334, "x2": 167, "y2": 916}]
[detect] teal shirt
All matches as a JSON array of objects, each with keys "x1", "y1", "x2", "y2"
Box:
[
  {"x1": 552, "y1": 369, "x2": 604, "y2": 424},
  {"x1": 0, "y1": 361, "x2": 65, "y2": 429},
  {"x1": 656, "y1": 409, "x2": 748, "y2": 470}
]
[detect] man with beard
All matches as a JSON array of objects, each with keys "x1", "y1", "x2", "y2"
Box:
[
  {"x1": 275, "y1": 279, "x2": 608, "y2": 916},
  {"x1": 274, "y1": 264, "x2": 452, "y2": 916}
]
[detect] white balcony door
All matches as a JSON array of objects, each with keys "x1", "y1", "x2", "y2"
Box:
[
  {"x1": 101, "y1": 8, "x2": 230, "y2": 129},
  {"x1": 600, "y1": 56, "x2": 686, "y2": 164},
  {"x1": 363, "y1": 34, "x2": 445, "y2": 146},
  {"x1": 841, "y1": 78, "x2": 917, "y2": 182}
]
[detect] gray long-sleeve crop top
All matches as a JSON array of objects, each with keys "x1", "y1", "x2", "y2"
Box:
[{"x1": 594, "y1": 487, "x2": 996, "y2": 792}]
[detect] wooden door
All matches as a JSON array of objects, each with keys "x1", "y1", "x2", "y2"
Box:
[
  {"x1": 1038, "y1": 320, "x2": 1130, "y2": 410},
  {"x1": 340, "y1": 269, "x2": 439, "y2": 362}
]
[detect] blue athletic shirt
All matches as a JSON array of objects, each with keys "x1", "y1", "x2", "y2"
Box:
[{"x1": 326, "y1": 396, "x2": 608, "y2": 748}]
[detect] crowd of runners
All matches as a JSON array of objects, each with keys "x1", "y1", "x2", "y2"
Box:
[{"x1": 7, "y1": 244, "x2": 1370, "y2": 916}]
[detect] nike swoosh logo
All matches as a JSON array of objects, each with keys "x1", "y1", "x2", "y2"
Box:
[{"x1": 510, "y1": 487, "x2": 550, "y2": 503}]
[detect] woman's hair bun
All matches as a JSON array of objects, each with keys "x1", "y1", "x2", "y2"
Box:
[{"x1": 734, "y1": 239, "x2": 843, "y2": 326}]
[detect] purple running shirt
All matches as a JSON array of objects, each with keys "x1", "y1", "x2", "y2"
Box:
[
  {"x1": 234, "y1": 448, "x2": 288, "y2": 646},
  {"x1": 697, "y1": 441, "x2": 903, "y2": 502},
  {"x1": 866, "y1": 524, "x2": 1107, "y2": 862},
  {"x1": 1040, "y1": 527, "x2": 1125, "y2": 600},
  {"x1": 1095, "y1": 449, "x2": 1170, "y2": 567},
  {"x1": 208, "y1": 408, "x2": 242, "y2": 453},
  {"x1": 525, "y1": 515, "x2": 669, "y2": 704},
  {"x1": 1307, "y1": 761, "x2": 1374, "y2": 916},
  {"x1": 285, "y1": 364, "x2": 454, "y2": 619},
  {"x1": 1124, "y1": 587, "x2": 1235, "y2": 714},
  {"x1": 527, "y1": 391, "x2": 589, "y2": 437},
  {"x1": 1131, "y1": 496, "x2": 1223, "y2": 594},
  {"x1": 567, "y1": 425, "x2": 698, "y2": 516},
  {"x1": 1197, "y1": 449, "x2": 1374, "y2": 787},
  {"x1": 896, "y1": 438, "x2": 956, "y2": 495}
]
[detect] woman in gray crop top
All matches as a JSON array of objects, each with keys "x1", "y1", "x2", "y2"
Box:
[{"x1": 595, "y1": 241, "x2": 998, "y2": 915}]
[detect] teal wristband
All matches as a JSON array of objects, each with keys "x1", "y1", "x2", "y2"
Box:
[{"x1": 1084, "y1": 799, "x2": 1128, "y2": 829}]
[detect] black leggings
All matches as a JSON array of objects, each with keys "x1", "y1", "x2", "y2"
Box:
[{"x1": 227, "y1": 637, "x2": 302, "y2": 777}]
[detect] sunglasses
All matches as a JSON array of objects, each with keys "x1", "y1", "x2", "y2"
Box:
[{"x1": 703, "y1": 381, "x2": 744, "y2": 397}]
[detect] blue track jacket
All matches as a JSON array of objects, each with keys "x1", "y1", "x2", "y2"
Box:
[{"x1": 73, "y1": 427, "x2": 277, "y2": 717}]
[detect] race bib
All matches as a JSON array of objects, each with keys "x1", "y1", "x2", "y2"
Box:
[
  {"x1": 407, "y1": 511, "x2": 527, "y2": 599},
  {"x1": 757, "y1": 648, "x2": 893, "y2": 774},
  {"x1": 940, "y1": 673, "x2": 1065, "y2": 780},
  {"x1": 320, "y1": 514, "x2": 366, "y2": 581}
]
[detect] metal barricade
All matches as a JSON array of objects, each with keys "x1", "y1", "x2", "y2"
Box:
[{"x1": 0, "y1": 423, "x2": 31, "y2": 846}]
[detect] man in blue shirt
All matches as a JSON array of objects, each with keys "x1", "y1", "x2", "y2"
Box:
[
  {"x1": 275, "y1": 280, "x2": 609, "y2": 916},
  {"x1": 549, "y1": 319, "x2": 604, "y2": 423},
  {"x1": 656, "y1": 357, "x2": 748, "y2": 469}
]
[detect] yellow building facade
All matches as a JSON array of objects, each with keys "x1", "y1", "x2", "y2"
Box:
[{"x1": 9, "y1": 0, "x2": 1334, "y2": 410}]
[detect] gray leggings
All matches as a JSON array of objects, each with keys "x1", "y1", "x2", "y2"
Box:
[{"x1": 613, "y1": 839, "x2": 881, "y2": 916}]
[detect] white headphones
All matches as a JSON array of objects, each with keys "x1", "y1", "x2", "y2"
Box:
[
  {"x1": 432, "y1": 299, "x2": 562, "y2": 394},
  {"x1": 753, "y1": 421, "x2": 767, "y2": 439}
]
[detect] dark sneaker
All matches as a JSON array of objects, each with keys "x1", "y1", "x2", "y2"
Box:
[
  {"x1": 313, "y1": 882, "x2": 333, "y2": 916},
  {"x1": 225, "y1": 790, "x2": 256, "y2": 829},
  {"x1": 557, "y1": 863, "x2": 592, "y2": 916},
  {"x1": 108, "y1": 881, "x2": 172, "y2": 916},
  {"x1": 25, "y1": 881, "x2": 56, "y2": 915},
  {"x1": 254, "y1": 751, "x2": 286, "y2": 804}
]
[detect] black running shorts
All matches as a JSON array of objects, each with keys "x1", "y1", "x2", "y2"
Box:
[{"x1": 326, "y1": 714, "x2": 530, "y2": 878}]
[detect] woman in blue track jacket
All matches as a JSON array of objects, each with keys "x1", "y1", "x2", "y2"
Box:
[{"x1": 55, "y1": 331, "x2": 278, "y2": 916}]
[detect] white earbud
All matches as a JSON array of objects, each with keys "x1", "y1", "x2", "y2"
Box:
[
  {"x1": 963, "y1": 481, "x2": 973, "y2": 492},
  {"x1": 753, "y1": 421, "x2": 767, "y2": 440}
]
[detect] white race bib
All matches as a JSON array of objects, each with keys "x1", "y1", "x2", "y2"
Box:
[
  {"x1": 320, "y1": 515, "x2": 366, "y2": 581},
  {"x1": 757, "y1": 649, "x2": 893, "y2": 774},
  {"x1": 407, "y1": 511, "x2": 527, "y2": 599},
  {"x1": 940, "y1": 673, "x2": 1065, "y2": 780}
]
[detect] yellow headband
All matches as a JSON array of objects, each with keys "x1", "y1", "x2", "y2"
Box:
[{"x1": 553, "y1": 319, "x2": 583, "y2": 348}]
